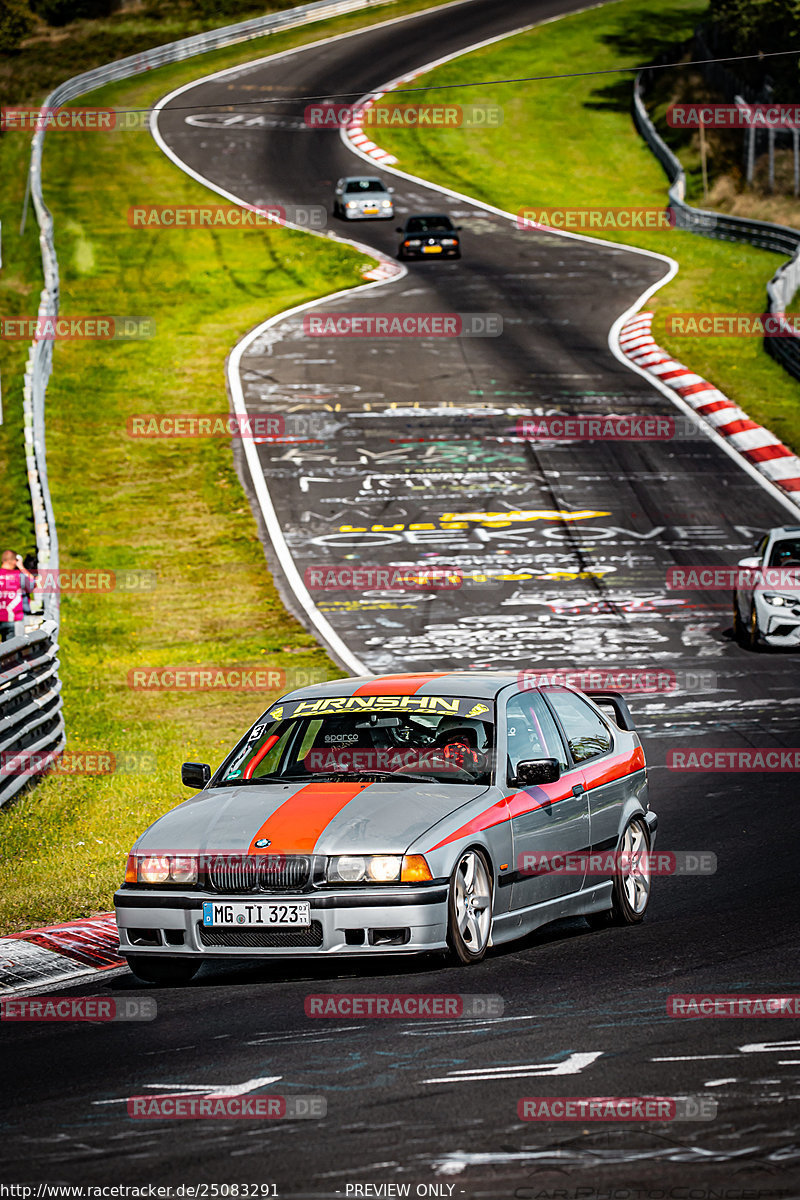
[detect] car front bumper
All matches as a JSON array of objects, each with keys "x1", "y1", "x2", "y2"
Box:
[
  {"x1": 345, "y1": 207, "x2": 393, "y2": 220},
  {"x1": 759, "y1": 609, "x2": 800, "y2": 645},
  {"x1": 115, "y1": 885, "x2": 449, "y2": 959}
]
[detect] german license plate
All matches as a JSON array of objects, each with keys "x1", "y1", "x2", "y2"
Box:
[
  {"x1": 202, "y1": 900, "x2": 311, "y2": 927},
  {"x1": 423, "y1": 245, "x2": 442, "y2": 253},
  {"x1": 363, "y1": 207, "x2": 379, "y2": 214}
]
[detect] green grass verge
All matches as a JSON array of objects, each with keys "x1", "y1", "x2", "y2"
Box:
[
  {"x1": 0, "y1": 0, "x2": 457, "y2": 933},
  {"x1": 374, "y1": 0, "x2": 800, "y2": 454}
]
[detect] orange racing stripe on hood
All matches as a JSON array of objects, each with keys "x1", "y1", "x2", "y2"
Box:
[
  {"x1": 353, "y1": 674, "x2": 447, "y2": 696},
  {"x1": 247, "y1": 782, "x2": 371, "y2": 855}
]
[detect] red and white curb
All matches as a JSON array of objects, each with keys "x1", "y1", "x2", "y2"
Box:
[
  {"x1": 361, "y1": 257, "x2": 403, "y2": 282},
  {"x1": 619, "y1": 312, "x2": 800, "y2": 498},
  {"x1": 343, "y1": 68, "x2": 429, "y2": 165},
  {"x1": 0, "y1": 912, "x2": 122, "y2": 994},
  {"x1": 344, "y1": 88, "x2": 400, "y2": 165}
]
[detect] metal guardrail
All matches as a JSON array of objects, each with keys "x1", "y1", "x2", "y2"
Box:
[
  {"x1": 13, "y1": 0, "x2": 399, "y2": 800},
  {"x1": 633, "y1": 72, "x2": 800, "y2": 382},
  {"x1": 0, "y1": 622, "x2": 65, "y2": 807}
]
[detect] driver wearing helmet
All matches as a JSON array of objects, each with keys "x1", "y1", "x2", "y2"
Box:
[{"x1": 432, "y1": 716, "x2": 486, "y2": 777}]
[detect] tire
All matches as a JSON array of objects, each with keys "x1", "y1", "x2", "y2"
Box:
[
  {"x1": 586, "y1": 817, "x2": 651, "y2": 928},
  {"x1": 446, "y1": 847, "x2": 493, "y2": 964},
  {"x1": 748, "y1": 603, "x2": 762, "y2": 651},
  {"x1": 732, "y1": 594, "x2": 746, "y2": 645},
  {"x1": 127, "y1": 955, "x2": 200, "y2": 986}
]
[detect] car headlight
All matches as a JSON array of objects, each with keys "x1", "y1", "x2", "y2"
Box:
[
  {"x1": 404, "y1": 239, "x2": 422, "y2": 246},
  {"x1": 381, "y1": 199, "x2": 392, "y2": 207},
  {"x1": 327, "y1": 854, "x2": 402, "y2": 883},
  {"x1": 326, "y1": 854, "x2": 430, "y2": 883},
  {"x1": 763, "y1": 592, "x2": 795, "y2": 607},
  {"x1": 126, "y1": 853, "x2": 198, "y2": 885},
  {"x1": 346, "y1": 201, "x2": 358, "y2": 209},
  {"x1": 368, "y1": 855, "x2": 403, "y2": 882},
  {"x1": 329, "y1": 855, "x2": 366, "y2": 882},
  {"x1": 440, "y1": 238, "x2": 457, "y2": 245}
]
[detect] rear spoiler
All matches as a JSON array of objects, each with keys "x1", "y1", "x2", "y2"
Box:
[{"x1": 585, "y1": 691, "x2": 636, "y2": 732}]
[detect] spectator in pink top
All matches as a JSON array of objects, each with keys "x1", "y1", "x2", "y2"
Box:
[{"x1": 0, "y1": 550, "x2": 35, "y2": 642}]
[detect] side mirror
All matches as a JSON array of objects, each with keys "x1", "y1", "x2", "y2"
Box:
[
  {"x1": 388, "y1": 187, "x2": 395, "y2": 193},
  {"x1": 181, "y1": 762, "x2": 211, "y2": 789},
  {"x1": 514, "y1": 758, "x2": 560, "y2": 786},
  {"x1": 737, "y1": 556, "x2": 761, "y2": 568},
  {"x1": 396, "y1": 226, "x2": 404, "y2": 232},
  {"x1": 455, "y1": 226, "x2": 462, "y2": 231}
]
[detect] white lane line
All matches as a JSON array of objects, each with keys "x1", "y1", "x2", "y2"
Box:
[
  {"x1": 423, "y1": 1050, "x2": 603, "y2": 1083},
  {"x1": 652, "y1": 1054, "x2": 740, "y2": 1061}
]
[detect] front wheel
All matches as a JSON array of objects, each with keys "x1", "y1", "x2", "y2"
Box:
[
  {"x1": 127, "y1": 955, "x2": 200, "y2": 985},
  {"x1": 748, "y1": 603, "x2": 763, "y2": 651},
  {"x1": 447, "y1": 848, "x2": 493, "y2": 963},
  {"x1": 586, "y1": 817, "x2": 651, "y2": 928},
  {"x1": 732, "y1": 594, "x2": 746, "y2": 645}
]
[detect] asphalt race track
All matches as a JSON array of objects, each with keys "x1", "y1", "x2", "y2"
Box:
[{"x1": 2, "y1": 0, "x2": 799, "y2": 1194}]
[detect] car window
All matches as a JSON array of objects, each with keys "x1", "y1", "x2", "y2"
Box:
[
  {"x1": 543, "y1": 689, "x2": 612, "y2": 764},
  {"x1": 218, "y1": 696, "x2": 495, "y2": 785},
  {"x1": 505, "y1": 692, "x2": 568, "y2": 781},
  {"x1": 768, "y1": 537, "x2": 800, "y2": 567},
  {"x1": 405, "y1": 216, "x2": 453, "y2": 233},
  {"x1": 345, "y1": 180, "x2": 384, "y2": 193}
]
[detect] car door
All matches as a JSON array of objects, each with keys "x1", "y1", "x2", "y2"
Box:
[
  {"x1": 542, "y1": 687, "x2": 625, "y2": 873},
  {"x1": 504, "y1": 690, "x2": 589, "y2": 912}
]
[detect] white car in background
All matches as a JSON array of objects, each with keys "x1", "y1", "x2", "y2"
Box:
[
  {"x1": 333, "y1": 176, "x2": 394, "y2": 220},
  {"x1": 733, "y1": 525, "x2": 800, "y2": 650}
]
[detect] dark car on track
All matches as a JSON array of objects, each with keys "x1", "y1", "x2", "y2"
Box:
[{"x1": 397, "y1": 214, "x2": 461, "y2": 260}]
